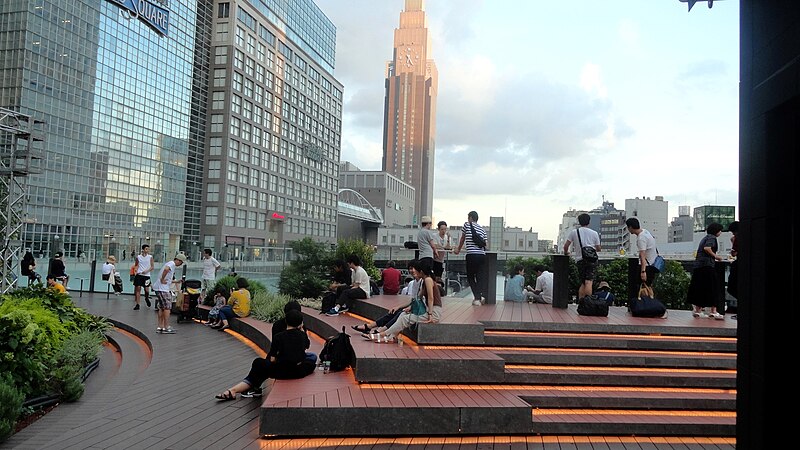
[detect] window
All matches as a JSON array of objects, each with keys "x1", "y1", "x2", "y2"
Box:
[
  {"x1": 209, "y1": 137, "x2": 222, "y2": 156},
  {"x1": 234, "y1": 49, "x2": 244, "y2": 69},
  {"x1": 217, "y1": 2, "x2": 230, "y2": 18},
  {"x1": 233, "y1": 72, "x2": 242, "y2": 91},
  {"x1": 224, "y1": 208, "x2": 235, "y2": 226},
  {"x1": 213, "y1": 69, "x2": 226, "y2": 87},
  {"x1": 236, "y1": 209, "x2": 246, "y2": 228},
  {"x1": 210, "y1": 114, "x2": 223, "y2": 133},
  {"x1": 227, "y1": 162, "x2": 238, "y2": 181},
  {"x1": 235, "y1": 27, "x2": 246, "y2": 48},
  {"x1": 231, "y1": 94, "x2": 241, "y2": 114},
  {"x1": 207, "y1": 160, "x2": 221, "y2": 178},
  {"x1": 214, "y1": 46, "x2": 228, "y2": 64},
  {"x1": 226, "y1": 185, "x2": 237, "y2": 203},
  {"x1": 211, "y1": 91, "x2": 225, "y2": 110},
  {"x1": 205, "y1": 206, "x2": 219, "y2": 225},
  {"x1": 228, "y1": 139, "x2": 239, "y2": 159},
  {"x1": 206, "y1": 184, "x2": 219, "y2": 202},
  {"x1": 246, "y1": 35, "x2": 255, "y2": 55},
  {"x1": 237, "y1": 187, "x2": 247, "y2": 206}
]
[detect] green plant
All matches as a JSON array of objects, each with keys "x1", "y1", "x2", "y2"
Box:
[
  {"x1": 278, "y1": 238, "x2": 332, "y2": 299},
  {"x1": 0, "y1": 374, "x2": 23, "y2": 443},
  {"x1": 55, "y1": 330, "x2": 105, "y2": 369},
  {"x1": 249, "y1": 290, "x2": 295, "y2": 323},
  {"x1": 653, "y1": 260, "x2": 692, "y2": 310},
  {"x1": 51, "y1": 364, "x2": 84, "y2": 403},
  {"x1": 0, "y1": 298, "x2": 71, "y2": 397},
  {"x1": 333, "y1": 238, "x2": 380, "y2": 280}
]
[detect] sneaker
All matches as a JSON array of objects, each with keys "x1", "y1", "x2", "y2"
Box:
[
  {"x1": 692, "y1": 311, "x2": 701, "y2": 318},
  {"x1": 133, "y1": 304, "x2": 140, "y2": 310},
  {"x1": 708, "y1": 312, "x2": 724, "y2": 320},
  {"x1": 163, "y1": 327, "x2": 176, "y2": 334},
  {"x1": 145, "y1": 297, "x2": 152, "y2": 308},
  {"x1": 156, "y1": 327, "x2": 163, "y2": 333},
  {"x1": 472, "y1": 300, "x2": 482, "y2": 306},
  {"x1": 338, "y1": 305, "x2": 349, "y2": 313},
  {"x1": 325, "y1": 308, "x2": 340, "y2": 316},
  {"x1": 241, "y1": 388, "x2": 263, "y2": 398}
]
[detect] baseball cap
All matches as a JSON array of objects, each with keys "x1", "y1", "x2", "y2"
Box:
[
  {"x1": 420, "y1": 216, "x2": 432, "y2": 224},
  {"x1": 174, "y1": 253, "x2": 187, "y2": 263}
]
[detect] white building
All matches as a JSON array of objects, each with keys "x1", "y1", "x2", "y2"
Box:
[{"x1": 625, "y1": 196, "x2": 669, "y2": 249}]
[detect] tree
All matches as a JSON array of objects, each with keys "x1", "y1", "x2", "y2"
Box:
[{"x1": 652, "y1": 260, "x2": 691, "y2": 310}]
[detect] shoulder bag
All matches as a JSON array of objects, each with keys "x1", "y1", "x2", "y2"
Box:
[
  {"x1": 410, "y1": 297, "x2": 427, "y2": 316},
  {"x1": 576, "y1": 228, "x2": 598, "y2": 263}
]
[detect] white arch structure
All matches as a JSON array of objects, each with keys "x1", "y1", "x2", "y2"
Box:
[{"x1": 337, "y1": 189, "x2": 383, "y2": 224}]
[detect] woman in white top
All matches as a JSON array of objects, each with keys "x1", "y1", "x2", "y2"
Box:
[{"x1": 102, "y1": 256, "x2": 123, "y2": 295}]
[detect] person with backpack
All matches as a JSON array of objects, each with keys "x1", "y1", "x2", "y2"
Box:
[
  {"x1": 21, "y1": 251, "x2": 42, "y2": 286},
  {"x1": 453, "y1": 211, "x2": 488, "y2": 306},
  {"x1": 215, "y1": 310, "x2": 316, "y2": 401}
]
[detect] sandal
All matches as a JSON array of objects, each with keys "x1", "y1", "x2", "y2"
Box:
[
  {"x1": 351, "y1": 324, "x2": 371, "y2": 333},
  {"x1": 217, "y1": 325, "x2": 229, "y2": 332},
  {"x1": 215, "y1": 389, "x2": 236, "y2": 401}
]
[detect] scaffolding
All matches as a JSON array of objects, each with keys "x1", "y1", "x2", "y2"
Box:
[{"x1": 0, "y1": 107, "x2": 44, "y2": 293}]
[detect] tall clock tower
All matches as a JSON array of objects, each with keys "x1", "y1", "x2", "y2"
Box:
[{"x1": 382, "y1": 0, "x2": 438, "y2": 224}]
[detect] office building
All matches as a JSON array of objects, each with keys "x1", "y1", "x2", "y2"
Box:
[
  {"x1": 382, "y1": 0, "x2": 438, "y2": 223},
  {"x1": 202, "y1": 0, "x2": 343, "y2": 260},
  {"x1": 668, "y1": 205, "x2": 694, "y2": 243},
  {"x1": 625, "y1": 196, "x2": 669, "y2": 247},
  {"x1": 0, "y1": 0, "x2": 342, "y2": 268},
  {"x1": 693, "y1": 205, "x2": 735, "y2": 232},
  {"x1": 339, "y1": 162, "x2": 415, "y2": 227},
  {"x1": 1, "y1": 0, "x2": 211, "y2": 261},
  {"x1": 588, "y1": 200, "x2": 626, "y2": 254}
]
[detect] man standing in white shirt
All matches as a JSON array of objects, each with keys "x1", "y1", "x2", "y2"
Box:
[
  {"x1": 133, "y1": 244, "x2": 154, "y2": 310},
  {"x1": 201, "y1": 248, "x2": 221, "y2": 297},
  {"x1": 625, "y1": 218, "x2": 659, "y2": 286},
  {"x1": 153, "y1": 253, "x2": 187, "y2": 334}
]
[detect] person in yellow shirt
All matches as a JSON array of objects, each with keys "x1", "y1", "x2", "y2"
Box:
[
  {"x1": 212, "y1": 277, "x2": 250, "y2": 331},
  {"x1": 47, "y1": 276, "x2": 67, "y2": 294}
]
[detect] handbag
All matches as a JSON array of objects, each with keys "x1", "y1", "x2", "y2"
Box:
[
  {"x1": 629, "y1": 284, "x2": 667, "y2": 318},
  {"x1": 576, "y1": 228, "x2": 598, "y2": 263},
  {"x1": 649, "y1": 249, "x2": 666, "y2": 273},
  {"x1": 577, "y1": 295, "x2": 609, "y2": 317},
  {"x1": 410, "y1": 297, "x2": 427, "y2": 316}
]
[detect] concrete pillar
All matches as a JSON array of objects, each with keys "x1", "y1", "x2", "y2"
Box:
[{"x1": 484, "y1": 252, "x2": 497, "y2": 304}]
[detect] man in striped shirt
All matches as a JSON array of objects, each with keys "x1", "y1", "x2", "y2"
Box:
[{"x1": 454, "y1": 211, "x2": 488, "y2": 306}]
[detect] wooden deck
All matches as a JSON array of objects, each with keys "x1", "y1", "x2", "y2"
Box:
[{"x1": 2, "y1": 292, "x2": 737, "y2": 449}]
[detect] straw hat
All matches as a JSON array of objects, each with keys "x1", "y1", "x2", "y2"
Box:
[{"x1": 597, "y1": 281, "x2": 611, "y2": 290}]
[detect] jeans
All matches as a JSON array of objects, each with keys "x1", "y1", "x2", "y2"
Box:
[
  {"x1": 337, "y1": 287, "x2": 367, "y2": 309},
  {"x1": 218, "y1": 305, "x2": 236, "y2": 321}
]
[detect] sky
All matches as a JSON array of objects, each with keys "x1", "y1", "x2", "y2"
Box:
[{"x1": 314, "y1": 0, "x2": 740, "y2": 242}]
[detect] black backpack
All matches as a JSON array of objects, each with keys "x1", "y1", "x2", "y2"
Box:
[
  {"x1": 469, "y1": 222, "x2": 486, "y2": 249},
  {"x1": 319, "y1": 326, "x2": 356, "y2": 372}
]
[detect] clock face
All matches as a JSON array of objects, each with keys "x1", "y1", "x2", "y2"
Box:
[{"x1": 403, "y1": 47, "x2": 419, "y2": 67}]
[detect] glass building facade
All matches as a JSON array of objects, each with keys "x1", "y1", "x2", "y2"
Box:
[
  {"x1": 202, "y1": 0, "x2": 342, "y2": 260},
  {"x1": 0, "y1": 0, "x2": 209, "y2": 264}
]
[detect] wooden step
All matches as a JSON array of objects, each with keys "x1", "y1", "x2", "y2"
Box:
[
  {"x1": 504, "y1": 364, "x2": 737, "y2": 388},
  {"x1": 531, "y1": 408, "x2": 736, "y2": 436},
  {"x1": 484, "y1": 330, "x2": 737, "y2": 352},
  {"x1": 517, "y1": 385, "x2": 736, "y2": 411},
  {"x1": 490, "y1": 346, "x2": 736, "y2": 369}
]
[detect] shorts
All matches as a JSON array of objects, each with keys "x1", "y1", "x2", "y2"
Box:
[
  {"x1": 576, "y1": 259, "x2": 598, "y2": 282},
  {"x1": 134, "y1": 274, "x2": 150, "y2": 287},
  {"x1": 155, "y1": 291, "x2": 173, "y2": 311}
]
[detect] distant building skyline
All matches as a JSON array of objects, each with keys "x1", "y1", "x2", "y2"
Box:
[{"x1": 381, "y1": 0, "x2": 438, "y2": 224}]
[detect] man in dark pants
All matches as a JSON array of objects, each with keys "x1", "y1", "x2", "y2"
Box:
[{"x1": 454, "y1": 211, "x2": 488, "y2": 306}]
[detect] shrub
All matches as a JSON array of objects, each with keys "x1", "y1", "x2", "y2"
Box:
[
  {"x1": 55, "y1": 330, "x2": 104, "y2": 370},
  {"x1": 595, "y1": 258, "x2": 630, "y2": 306},
  {"x1": 0, "y1": 374, "x2": 23, "y2": 443},
  {"x1": 0, "y1": 298, "x2": 71, "y2": 397},
  {"x1": 278, "y1": 238, "x2": 331, "y2": 299},
  {"x1": 203, "y1": 275, "x2": 268, "y2": 305},
  {"x1": 333, "y1": 238, "x2": 380, "y2": 280},
  {"x1": 249, "y1": 290, "x2": 295, "y2": 323},
  {"x1": 653, "y1": 260, "x2": 692, "y2": 309}
]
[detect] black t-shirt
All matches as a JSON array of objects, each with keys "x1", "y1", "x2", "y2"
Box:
[
  {"x1": 268, "y1": 328, "x2": 310, "y2": 365},
  {"x1": 48, "y1": 259, "x2": 66, "y2": 278},
  {"x1": 332, "y1": 269, "x2": 351, "y2": 286}
]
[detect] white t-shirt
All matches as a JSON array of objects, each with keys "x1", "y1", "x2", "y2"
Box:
[
  {"x1": 152, "y1": 261, "x2": 177, "y2": 292},
  {"x1": 534, "y1": 270, "x2": 554, "y2": 303},
  {"x1": 202, "y1": 256, "x2": 221, "y2": 280},
  {"x1": 566, "y1": 227, "x2": 601, "y2": 261},
  {"x1": 351, "y1": 265, "x2": 371, "y2": 298},
  {"x1": 636, "y1": 229, "x2": 658, "y2": 266},
  {"x1": 102, "y1": 262, "x2": 115, "y2": 276},
  {"x1": 417, "y1": 228, "x2": 436, "y2": 259}
]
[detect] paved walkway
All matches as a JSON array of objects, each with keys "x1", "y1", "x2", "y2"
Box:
[{"x1": 2, "y1": 293, "x2": 736, "y2": 449}]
